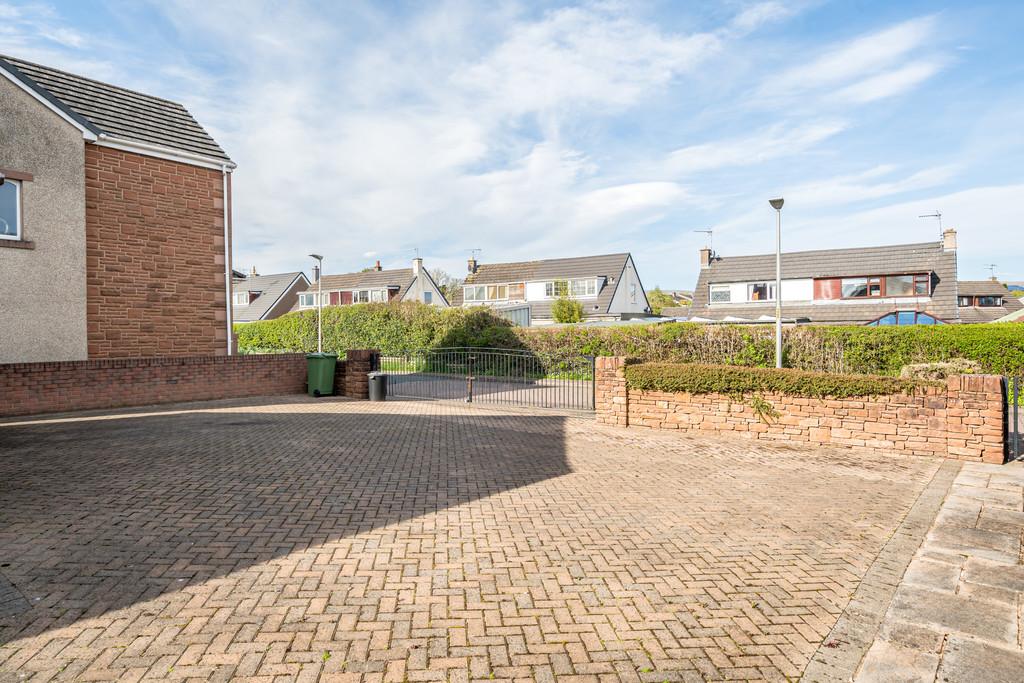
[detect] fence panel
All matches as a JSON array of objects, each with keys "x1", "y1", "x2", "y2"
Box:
[{"x1": 381, "y1": 347, "x2": 595, "y2": 412}]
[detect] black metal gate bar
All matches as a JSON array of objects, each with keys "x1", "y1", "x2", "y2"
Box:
[
  {"x1": 1009, "y1": 376, "x2": 1021, "y2": 460},
  {"x1": 382, "y1": 347, "x2": 595, "y2": 412}
]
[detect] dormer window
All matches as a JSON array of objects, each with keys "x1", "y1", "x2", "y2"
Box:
[{"x1": 233, "y1": 291, "x2": 250, "y2": 306}]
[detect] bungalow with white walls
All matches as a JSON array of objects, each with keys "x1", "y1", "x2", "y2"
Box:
[
  {"x1": 294, "y1": 258, "x2": 448, "y2": 309},
  {"x1": 450, "y1": 253, "x2": 651, "y2": 325}
]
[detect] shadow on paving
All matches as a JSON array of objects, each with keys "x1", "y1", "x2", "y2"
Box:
[{"x1": 0, "y1": 397, "x2": 571, "y2": 644}]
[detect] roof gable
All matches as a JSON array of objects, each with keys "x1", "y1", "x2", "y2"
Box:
[
  {"x1": 233, "y1": 272, "x2": 309, "y2": 322},
  {"x1": 0, "y1": 55, "x2": 232, "y2": 167}
]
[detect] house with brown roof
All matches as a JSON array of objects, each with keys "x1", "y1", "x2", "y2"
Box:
[
  {"x1": 957, "y1": 280, "x2": 1023, "y2": 323},
  {"x1": 1, "y1": 55, "x2": 235, "y2": 362},
  {"x1": 295, "y1": 258, "x2": 448, "y2": 310},
  {"x1": 685, "y1": 230, "x2": 962, "y2": 325},
  {"x1": 450, "y1": 253, "x2": 651, "y2": 325}
]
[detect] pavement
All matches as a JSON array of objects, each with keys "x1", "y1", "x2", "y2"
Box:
[
  {"x1": 0, "y1": 396, "x2": 1018, "y2": 682},
  {"x1": 831, "y1": 461, "x2": 1024, "y2": 682}
]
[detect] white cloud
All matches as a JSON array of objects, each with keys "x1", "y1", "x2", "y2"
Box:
[
  {"x1": 836, "y1": 61, "x2": 943, "y2": 103},
  {"x1": 665, "y1": 121, "x2": 847, "y2": 174},
  {"x1": 452, "y1": 5, "x2": 721, "y2": 116},
  {"x1": 729, "y1": 2, "x2": 796, "y2": 34},
  {"x1": 759, "y1": 15, "x2": 944, "y2": 105}
]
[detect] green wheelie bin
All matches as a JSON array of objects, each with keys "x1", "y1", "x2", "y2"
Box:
[{"x1": 305, "y1": 352, "x2": 338, "y2": 397}]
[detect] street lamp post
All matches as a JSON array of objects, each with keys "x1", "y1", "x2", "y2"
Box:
[
  {"x1": 309, "y1": 253, "x2": 324, "y2": 353},
  {"x1": 768, "y1": 198, "x2": 784, "y2": 369}
]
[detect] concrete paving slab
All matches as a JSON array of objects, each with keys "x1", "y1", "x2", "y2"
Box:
[
  {"x1": 854, "y1": 639, "x2": 939, "y2": 683},
  {"x1": 935, "y1": 636, "x2": 1024, "y2": 683},
  {"x1": 887, "y1": 584, "x2": 1017, "y2": 646},
  {"x1": 900, "y1": 558, "x2": 961, "y2": 593},
  {"x1": 963, "y1": 557, "x2": 1024, "y2": 592}
]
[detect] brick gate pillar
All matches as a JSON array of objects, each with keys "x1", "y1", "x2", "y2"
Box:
[
  {"x1": 344, "y1": 349, "x2": 379, "y2": 399},
  {"x1": 595, "y1": 356, "x2": 629, "y2": 427}
]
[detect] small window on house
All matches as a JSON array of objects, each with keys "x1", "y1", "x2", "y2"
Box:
[
  {"x1": 977, "y1": 296, "x2": 1002, "y2": 307},
  {"x1": 356, "y1": 290, "x2": 370, "y2": 303},
  {"x1": 487, "y1": 284, "x2": 508, "y2": 300},
  {"x1": 0, "y1": 179, "x2": 21, "y2": 241},
  {"x1": 914, "y1": 274, "x2": 930, "y2": 295},
  {"x1": 298, "y1": 293, "x2": 316, "y2": 308},
  {"x1": 841, "y1": 278, "x2": 869, "y2": 298},
  {"x1": 464, "y1": 285, "x2": 486, "y2": 302},
  {"x1": 423, "y1": 291, "x2": 432, "y2": 304},
  {"x1": 508, "y1": 283, "x2": 525, "y2": 300},
  {"x1": 958, "y1": 296, "x2": 972, "y2": 307},
  {"x1": 885, "y1": 275, "x2": 915, "y2": 297},
  {"x1": 370, "y1": 289, "x2": 384, "y2": 303},
  {"x1": 746, "y1": 282, "x2": 775, "y2": 301},
  {"x1": 233, "y1": 291, "x2": 250, "y2": 306},
  {"x1": 571, "y1": 279, "x2": 597, "y2": 297},
  {"x1": 710, "y1": 284, "x2": 731, "y2": 303},
  {"x1": 629, "y1": 283, "x2": 637, "y2": 303},
  {"x1": 545, "y1": 280, "x2": 569, "y2": 297}
]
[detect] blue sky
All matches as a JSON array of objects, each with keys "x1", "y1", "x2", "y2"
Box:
[{"x1": 3, "y1": 1, "x2": 1023, "y2": 288}]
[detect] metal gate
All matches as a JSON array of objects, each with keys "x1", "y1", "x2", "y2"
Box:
[
  {"x1": 382, "y1": 347, "x2": 595, "y2": 412},
  {"x1": 1008, "y1": 376, "x2": 1022, "y2": 460}
]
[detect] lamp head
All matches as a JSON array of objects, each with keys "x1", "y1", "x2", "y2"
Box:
[
  {"x1": 308, "y1": 253, "x2": 323, "y2": 261},
  {"x1": 769, "y1": 198, "x2": 784, "y2": 211}
]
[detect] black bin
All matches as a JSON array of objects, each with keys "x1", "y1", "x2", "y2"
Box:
[{"x1": 368, "y1": 372, "x2": 388, "y2": 402}]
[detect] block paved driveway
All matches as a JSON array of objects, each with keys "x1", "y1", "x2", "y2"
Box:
[{"x1": 0, "y1": 396, "x2": 941, "y2": 682}]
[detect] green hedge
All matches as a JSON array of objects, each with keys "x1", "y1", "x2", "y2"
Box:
[
  {"x1": 624, "y1": 363, "x2": 938, "y2": 398},
  {"x1": 236, "y1": 303, "x2": 1024, "y2": 376},
  {"x1": 236, "y1": 303, "x2": 521, "y2": 356}
]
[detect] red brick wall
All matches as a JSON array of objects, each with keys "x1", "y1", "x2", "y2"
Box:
[
  {"x1": 0, "y1": 354, "x2": 310, "y2": 418},
  {"x1": 85, "y1": 146, "x2": 228, "y2": 358},
  {"x1": 595, "y1": 359, "x2": 1006, "y2": 463}
]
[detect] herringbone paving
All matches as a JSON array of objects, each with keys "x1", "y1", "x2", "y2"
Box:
[{"x1": 0, "y1": 396, "x2": 939, "y2": 681}]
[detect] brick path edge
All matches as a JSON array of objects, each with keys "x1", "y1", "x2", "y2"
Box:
[{"x1": 801, "y1": 459, "x2": 962, "y2": 682}]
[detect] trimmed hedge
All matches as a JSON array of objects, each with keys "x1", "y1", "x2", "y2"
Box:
[
  {"x1": 236, "y1": 303, "x2": 1024, "y2": 376},
  {"x1": 236, "y1": 303, "x2": 520, "y2": 356},
  {"x1": 624, "y1": 363, "x2": 939, "y2": 398}
]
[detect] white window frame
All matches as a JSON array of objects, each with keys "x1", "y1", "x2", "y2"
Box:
[
  {"x1": 298, "y1": 292, "x2": 316, "y2": 308},
  {"x1": 370, "y1": 289, "x2": 385, "y2": 303},
  {"x1": 233, "y1": 291, "x2": 251, "y2": 306},
  {"x1": 355, "y1": 290, "x2": 370, "y2": 303},
  {"x1": 0, "y1": 178, "x2": 22, "y2": 241},
  {"x1": 464, "y1": 285, "x2": 486, "y2": 302},
  {"x1": 710, "y1": 284, "x2": 731, "y2": 303},
  {"x1": 746, "y1": 282, "x2": 776, "y2": 302},
  {"x1": 544, "y1": 278, "x2": 597, "y2": 299},
  {"x1": 423, "y1": 291, "x2": 433, "y2": 304}
]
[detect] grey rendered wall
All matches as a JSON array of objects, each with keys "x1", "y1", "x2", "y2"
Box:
[
  {"x1": 403, "y1": 268, "x2": 449, "y2": 307},
  {"x1": 608, "y1": 255, "x2": 650, "y2": 315},
  {"x1": 0, "y1": 75, "x2": 88, "y2": 362}
]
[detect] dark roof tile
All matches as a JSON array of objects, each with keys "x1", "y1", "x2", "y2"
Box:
[{"x1": 1, "y1": 55, "x2": 231, "y2": 163}]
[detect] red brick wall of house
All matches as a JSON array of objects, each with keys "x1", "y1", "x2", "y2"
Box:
[
  {"x1": 0, "y1": 354, "x2": 340, "y2": 418},
  {"x1": 596, "y1": 359, "x2": 1006, "y2": 463},
  {"x1": 85, "y1": 145, "x2": 228, "y2": 358}
]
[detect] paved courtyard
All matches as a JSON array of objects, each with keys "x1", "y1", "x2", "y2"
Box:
[{"x1": 0, "y1": 396, "x2": 953, "y2": 681}]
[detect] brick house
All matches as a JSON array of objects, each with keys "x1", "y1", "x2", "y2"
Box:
[{"x1": 0, "y1": 55, "x2": 235, "y2": 362}]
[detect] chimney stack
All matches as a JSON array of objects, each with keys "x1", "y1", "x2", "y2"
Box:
[
  {"x1": 942, "y1": 228, "x2": 957, "y2": 252},
  {"x1": 374, "y1": 260, "x2": 382, "y2": 271},
  {"x1": 699, "y1": 248, "x2": 712, "y2": 268},
  {"x1": 250, "y1": 265, "x2": 258, "y2": 277},
  {"x1": 412, "y1": 256, "x2": 423, "y2": 276},
  {"x1": 467, "y1": 257, "x2": 478, "y2": 274}
]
